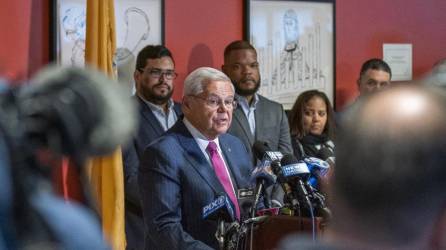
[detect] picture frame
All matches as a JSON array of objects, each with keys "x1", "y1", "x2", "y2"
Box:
[
  {"x1": 50, "y1": 0, "x2": 164, "y2": 91},
  {"x1": 245, "y1": 0, "x2": 335, "y2": 109}
]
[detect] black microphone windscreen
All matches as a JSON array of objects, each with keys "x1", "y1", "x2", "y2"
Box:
[
  {"x1": 280, "y1": 154, "x2": 299, "y2": 166},
  {"x1": 252, "y1": 141, "x2": 271, "y2": 160},
  {"x1": 317, "y1": 147, "x2": 333, "y2": 161}
]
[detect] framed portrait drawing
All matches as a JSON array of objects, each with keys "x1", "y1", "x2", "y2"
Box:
[
  {"x1": 51, "y1": 0, "x2": 164, "y2": 91},
  {"x1": 245, "y1": 0, "x2": 335, "y2": 109}
]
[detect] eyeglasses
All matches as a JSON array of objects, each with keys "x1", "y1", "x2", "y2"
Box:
[
  {"x1": 190, "y1": 95, "x2": 237, "y2": 109},
  {"x1": 138, "y1": 67, "x2": 178, "y2": 80}
]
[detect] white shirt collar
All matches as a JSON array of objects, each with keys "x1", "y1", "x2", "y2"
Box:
[{"x1": 183, "y1": 118, "x2": 221, "y2": 156}]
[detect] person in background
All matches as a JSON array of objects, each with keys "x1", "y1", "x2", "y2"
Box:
[
  {"x1": 222, "y1": 40, "x2": 293, "y2": 163},
  {"x1": 338, "y1": 58, "x2": 392, "y2": 125},
  {"x1": 425, "y1": 58, "x2": 446, "y2": 88},
  {"x1": 288, "y1": 90, "x2": 336, "y2": 162},
  {"x1": 280, "y1": 84, "x2": 446, "y2": 250},
  {"x1": 122, "y1": 44, "x2": 181, "y2": 250},
  {"x1": 356, "y1": 58, "x2": 392, "y2": 97},
  {"x1": 288, "y1": 90, "x2": 335, "y2": 190},
  {"x1": 222, "y1": 40, "x2": 293, "y2": 208}
]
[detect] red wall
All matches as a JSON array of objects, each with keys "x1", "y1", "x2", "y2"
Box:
[
  {"x1": 0, "y1": 0, "x2": 49, "y2": 82},
  {"x1": 1, "y1": 0, "x2": 446, "y2": 108},
  {"x1": 335, "y1": 0, "x2": 446, "y2": 108},
  {"x1": 165, "y1": 0, "x2": 244, "y2": 101}
]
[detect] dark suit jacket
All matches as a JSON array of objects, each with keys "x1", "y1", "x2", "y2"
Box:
[
  {"x1": 122, "y1": 96, "x2": 181, "y2": 250},
  {"x1": 138, "y1": 120, "x2": 252, "y2": 250},
  {"x1": 228, "y1": 94, "x2": 293, "y2": 162}
]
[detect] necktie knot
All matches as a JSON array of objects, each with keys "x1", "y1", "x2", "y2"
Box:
[{"x1": 207, "y1": 141, "x2": 218, "y2": 154}]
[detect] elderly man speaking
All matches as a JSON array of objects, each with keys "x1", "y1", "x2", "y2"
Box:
[{"x1": 138, "y1": 67, "x2": 253, "y2": 249}]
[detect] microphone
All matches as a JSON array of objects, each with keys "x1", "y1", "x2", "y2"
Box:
[
  {"x1": 303, "y1": 157, "x2": 330, "y2": 188},
  {"x1": 252, "y1": 141, "x2": 283, "y2": 166},
  {"x1": 203, "y1": 195, "x2": 238, "y2": 250},
  {"x1": 250, "y1": 165, "x2": 276, "y2": 187},
  {"x1": 317, "y1": 146, "x2": 335, "y2": 166},
  {"x1": 270, "y1": 160, "x2": 299, "y2": 209},
  {"x1": 237, "y1": 188, "x2": 255, "y2": 221},
  {"x1": 278, "y1": 154, "x2": 312, "y2": 211},
  {"x1": 19, "y1": 65, "x2": 137, "y2": 162},
  {"x1": 280, "y1": 154, "x2": 310, "y2": 180},
  {"x1": 250, "y1": 165, "x2": 276, "y2": 217},
  {"x1": 303, "y1": 181, "x2": 332, "y2": 220},
  {"x1": 202, "y1": 195, "x2": 236, "y2": 222},
  {"x1": 280, "y1": 155, "x2": 331, "y2": 220},
  {"x1": 252, "y1": 141, "x2": 283, "y2": 209}
]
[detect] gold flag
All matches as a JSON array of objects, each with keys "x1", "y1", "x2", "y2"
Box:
[{"x1": 85, "y1": 0, "x2": 126, "y2": 249}]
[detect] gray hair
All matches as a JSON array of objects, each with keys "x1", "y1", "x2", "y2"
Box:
[{"x1": 183, "y1": 67, "x2": 233, "y2": 96}]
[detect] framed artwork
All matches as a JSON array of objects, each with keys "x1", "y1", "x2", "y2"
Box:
[
  {"x1": 245, "y1": 0, "x2": 335, "y2": 109},
  {"x1": 51, "y1": 0, "x2": 164, "y2": 91}
]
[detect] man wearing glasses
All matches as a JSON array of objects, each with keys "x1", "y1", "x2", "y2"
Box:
[
  {"x1": 138, "y1": 67, "x2": 253, "y2": 249},
  {"x1": 122, "y1": 45, "x2": 182, "y2": 250}
]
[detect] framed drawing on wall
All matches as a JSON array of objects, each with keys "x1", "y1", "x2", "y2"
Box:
[
  {"x1": 51, "y1": 0, "x2": 164, "y2": 91},
  {"x1": 245, "y1": 0, "x2": 335, "y2": 109}
]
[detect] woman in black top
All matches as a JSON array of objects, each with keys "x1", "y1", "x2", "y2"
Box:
[{"x1": 288, "y1": 90, "x2": 336, "y2": 186}]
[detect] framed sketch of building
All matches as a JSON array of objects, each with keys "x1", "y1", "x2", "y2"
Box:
[
  {"x1": 245, "y1": 0, "x2": 335, "y2": 109},
  {"x1": 52, "y1": 0, "x2": 163, "y2": 92}
]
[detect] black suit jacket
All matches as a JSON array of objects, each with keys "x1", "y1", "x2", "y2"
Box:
[{"x1": 122, "y1": 96, "x2": 182, "y2": 250}]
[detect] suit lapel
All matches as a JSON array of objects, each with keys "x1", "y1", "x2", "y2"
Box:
[
  {"x1": 233, "y1": 107, "x2": 254, "y2": 146},
  {"x1": 219, "y1": 136, "x2": 245, "y2": 191},
  {"x1": 137, "y1": 96, "x2": 165, "y2": 136},
  {"x1": 254, "y1": 96, "x2": 266, "y2": 141},
  {"x1": 173, "y1": 102, "x2": 182, "y2": 117},
  {"x1": 173, "y1": 121, "x2": 225, "y2": 195}
]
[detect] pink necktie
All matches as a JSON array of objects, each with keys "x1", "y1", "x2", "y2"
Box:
[{"x1": 207, "y1": 141, "x2": 240, "y2": 220}]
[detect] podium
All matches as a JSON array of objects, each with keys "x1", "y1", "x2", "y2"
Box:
[{"x1": 246, "y1": 215, "x2": 326, "y2": 250}]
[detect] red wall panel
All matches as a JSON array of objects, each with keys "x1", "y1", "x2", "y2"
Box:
[
  {"x1": 1, "y1": 0, "x2": 446, "y2": 108},
  {"x1": 335, "y1": 0, "x2": 446, "y2": 108},
  {"x1": 165, "y1": 0, "x2": 244, "y2": 101}
]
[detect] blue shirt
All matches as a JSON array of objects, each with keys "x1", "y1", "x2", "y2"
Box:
[
  {"x1": 236, "y1": 94, "x2": 259, "y2": 136},
  {"x1": 139, "y1": 96, "x2": 178, "y2": 131}
]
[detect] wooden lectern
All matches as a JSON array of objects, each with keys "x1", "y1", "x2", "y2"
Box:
[{"x1": 246, "y1": 215, "x2": 326, "y2": 250}]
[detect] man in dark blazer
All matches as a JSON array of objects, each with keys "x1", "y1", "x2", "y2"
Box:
[
  {"x1": 122, "y1": 45, "x2": 181, "y2": 250},
  {"x1": 222, "y1": 40, "x2": 292, "y2": 207},
  {"x1": 138, "y1": 67, "x2": 253, "y2": 249},
  {"x1": 222, "y1": 40, "x2": 293, "y2": 163}
]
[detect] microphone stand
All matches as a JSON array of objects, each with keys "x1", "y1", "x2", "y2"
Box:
[{"x1": 216, "y1": 219, "x2": 225, "y2": 250}]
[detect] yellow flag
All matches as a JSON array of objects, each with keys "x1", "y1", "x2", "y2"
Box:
[{"x1": 85, "y1": 1, "x2": 126, "y2": 249}]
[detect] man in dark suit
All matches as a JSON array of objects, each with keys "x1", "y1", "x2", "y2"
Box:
[
  {"x1": 222, "y1": 40, "x2": 293, "y2": 162},
  {"x1": 122, "y1": 45, "x2": 181, "y2": 250},
  {"x1": 138, "y1": 67, "x2": 253, "y2": 249},
  {"x1": 222, "y1": 40, "x2": 292, "y2": 207}
]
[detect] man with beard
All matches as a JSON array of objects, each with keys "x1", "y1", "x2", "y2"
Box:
[
  {"x1": 122, "y1": 45, "x2": 181, "y2": 250},
  {"x1": 222, "y1": 40, "x2": 292, "y2": 208},
  {"x1": 222, "y1": 40, "x2": 293, "y2": 163}
]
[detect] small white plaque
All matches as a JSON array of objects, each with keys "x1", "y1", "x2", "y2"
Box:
[{"x1": 383, "y1": 44, "x2": 412, "y2": 81}]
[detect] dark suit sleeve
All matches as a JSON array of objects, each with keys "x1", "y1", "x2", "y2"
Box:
[
  {"x1": 138, "y1": 145, "x2": 213, "y2": 250},
  {"x1": 278, "y1": 105, "x2": 293, "y2": 155},
  {"x1": 122, "y1": 141, "x2": 141, "y2": 206}
]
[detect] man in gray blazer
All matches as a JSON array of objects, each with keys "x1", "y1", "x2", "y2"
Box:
[
  {"x1": 222, "y1": 40, "x2": 293, "y2": 163},
  {"x1": 122, "y1": 45, "x2": 181, "y2": 250}
]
